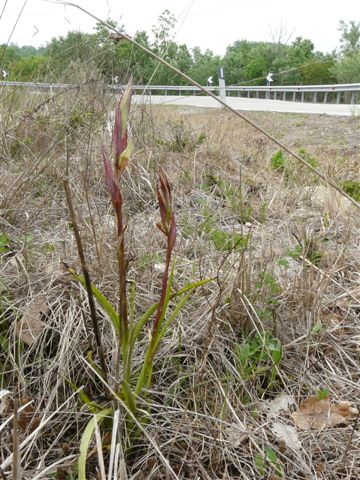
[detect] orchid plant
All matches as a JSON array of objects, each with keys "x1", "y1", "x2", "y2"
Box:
[{"x1": 69, "y1": 82, "x2": 211, "y2": 478}]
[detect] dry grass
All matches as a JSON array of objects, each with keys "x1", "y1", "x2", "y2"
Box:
[{"x1": 1, "y1": 83, "x2": 360, "y2": 479}]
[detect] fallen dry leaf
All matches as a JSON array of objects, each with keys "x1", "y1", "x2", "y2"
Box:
[
  {"x1": 0, "y1": 389, "x2": 12, "y2": 415},
  {"x1": 267, "y1": 394, "x2": 295, "y2": 419},
  {"x1": 292, "y1": 396, "x2": 358, "y2": 430},
  {"x1": 16, "y1": 295, "x2": 48, "y2": 346},
  {"x1": 270, "y1": 421, "x2": 302, "y2": 451}
]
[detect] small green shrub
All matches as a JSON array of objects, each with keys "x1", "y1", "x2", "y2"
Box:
[
  {"x1": 254, "y1": 271, "x2": 282, "y2": 321},
  {"x1": 341, "y1": 180, "x2": 360, "y2": 202},
  {"x1": 236, "y1": 331, "x2": 282, "y2": 391},
  {"x1": 298, "y1": 147, "x2": 318, "y2": 168},
  {"x1": 271, "y1": 150, "x2": 286, "y2": 171},
  {"x1": 316, "y1": 387, "x2": 330, "y2": 400},
  {"x1": 211, "y1": 229, "x2": 247, "y2": 251}
]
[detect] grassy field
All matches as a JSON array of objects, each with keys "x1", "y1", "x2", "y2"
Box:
[{"x1": 1, "y1": 83, "x2": 360, "y2": 479}]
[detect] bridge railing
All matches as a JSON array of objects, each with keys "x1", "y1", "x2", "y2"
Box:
[{"x1": 1, "y1": 81, "x2": 360, "y2": 104}]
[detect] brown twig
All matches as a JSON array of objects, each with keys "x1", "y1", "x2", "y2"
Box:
[{"x1": 342, "y1": 410, "x2": 360, "y2": 465}]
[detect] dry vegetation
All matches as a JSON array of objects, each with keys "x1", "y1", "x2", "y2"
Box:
[{"x1": 1, "y1": 82, "x2": 360, "y2": 479}]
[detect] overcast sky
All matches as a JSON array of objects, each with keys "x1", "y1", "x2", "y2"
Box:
[{"x1": 0, "y1": 0, "x2": 359, "y2": 55}]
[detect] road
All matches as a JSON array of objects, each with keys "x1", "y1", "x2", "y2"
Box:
[{"x1": 133, "y1": 94, "x2": 360, "y2": 117}]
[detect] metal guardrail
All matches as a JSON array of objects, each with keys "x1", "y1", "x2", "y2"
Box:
[{"x1": 1, "y1": 80, "x2": 360, "y2": 104}]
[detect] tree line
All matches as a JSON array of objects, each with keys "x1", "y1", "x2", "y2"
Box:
[{"x1": 1, "y1": 11, "x2": 359, "y2": 86}]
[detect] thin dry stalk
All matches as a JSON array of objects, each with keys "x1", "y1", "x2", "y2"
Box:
[{"x1": 63, "y1": 178, "x2": 108, "y2": 380}]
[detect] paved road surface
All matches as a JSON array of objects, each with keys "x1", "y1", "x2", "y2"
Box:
[{"x1": 134, "y1": 94, "x2": 360, "y2": 117}]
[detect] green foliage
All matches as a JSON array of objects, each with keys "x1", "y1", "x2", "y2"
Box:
[
  {"x1": 2, "y1": 12, "x2": 343, "y2": 87},
  {"x1": 332, "y1": 20, "x2": 360, "y2": 83},
  {"x1": 255, "y1": 271, "x2": 282, "y2": 320},
  {"x1": 304, "y1": 238, "x2": 323, "y2": 265},
  {"x1": 189, "y1": 47, "x2": 221, "y2": 85},
  {"x1": 236, "y1": 331, "x2": 282, "y2": 390},
  {"x1": 298, "y1": 147, "x2": 318, "y2": 168},
  {"x1": 332, "y1": 51, "x2": 360, "y2": 84},
  {"x1": 338, "y1": 20, "x2": 360, "y2": 53},
  {"x1": 271, "y1": 150, "x2": 286, "y2": 171},
  {"x1": 255, "y1": 272, "x2": 282, "y2": 298},
  {"x1": 341, "y1": 180, "x2": 360, "y2": 202},
  {"x1": 222, "y1": 36, "x2": 333, "y2": 86},
  {"x1": 285, "y1": 237, "x2": 322, "y2": 265},
  {"x1": 255, "y1": 447, "x2": 283, "y2": 478},
  {"x1": 286, "y1": 244, "x2": 302, "y2": 260},
  {"x1": 211, "y1": 229, "x2": 247, "y2": 251},
  {"x1": 202, "y1": 174, "x2": 252, "y2": 221},
  {"x1": 317, "y1": 387, "x2": 330, "y2": 400},
  {"x1": 0, "y1": 233, "x2": 10, "y2": 254}
]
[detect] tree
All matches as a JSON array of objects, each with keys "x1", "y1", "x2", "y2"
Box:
[
  {"x1": 152, "y1": 10, "x2": 176, "y2": 55},
  {"x1": 332, "y1": 20, "x2": 360, "y2": 83},
  {"x1": 338, "y1": 20, "x2": 360, "y2": 53},
  {"x1": 189, "y1": 47, "x2": 220, "y2": 85},
  {"x1": 9, "y1": 55, "x2": 48, "y2": 81}
]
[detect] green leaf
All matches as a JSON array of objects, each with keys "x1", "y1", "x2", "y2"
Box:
[
  {"x1": 265, "y1": 447, "x2": 278, "y2": 464},
  {"x1": 0, "y1": 233, "x2": 10, "y2": 254},
  {"x1": 121, "y1": 380, "x2": 137, "y2": 414},
  {"x1": 311, "y1": 322, "x2": 322, "y2": 335},
  {"x1": 78, "y1": 408, "x2": 112, "y2": 480},
  {"x1": 317, "y1": 387, "x2": 330, "y2": 400},
  {"x1": 131, "y1": 276, "x2": 214, "y2": 348},
  {"x1": 277, "y1": 258, "x2": 290, "y2": 268},
  {"x1": 65, "y1": 379, "x2": 101, "y2": 413},
  {"x1": 67, "y1": 269, "x2": 119, "y2": 334},
  {"x1": 255, "y1": 452, "x2": 265, "y2": 476}
]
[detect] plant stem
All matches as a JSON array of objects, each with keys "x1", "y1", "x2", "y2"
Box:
[{"x1": 63, "y1": 178, "x2": 108, "y2": 381}]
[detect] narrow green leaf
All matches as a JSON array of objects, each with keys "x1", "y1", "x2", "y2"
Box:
[
  {"x1": 158, "y1": 289, "x2": 194, "y2": 340},
  {"x1": 68, "y1": 269, "x2": 119, "y2": 334},
  {"x1": 172, "y1": 277, "x2": 214, "y2": 297},
  {"x1": 265, "y1": 447, "x2": 278, "y2": 464},
  {"x1": 255, "y1": 452, "x2": 265, "y2": 476},
  {"x1": 78, "y1": 408, "x2": 112, "y2": 480},
  {"x1": 65, "y1": 378, "x2": 101, "y2": 413},
  {"x1": 121, "y1": 380, "x2": 137, "y2": 415},
  {"x1": 131, "y1": 276, "x2": 214, "y2": 349}
]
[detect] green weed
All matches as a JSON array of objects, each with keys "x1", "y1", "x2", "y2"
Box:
[
  {"x1": 255, "y1": 447, "x2": 283, "y2": 478},
  {"x1": 271, "y1": 150, "x2": 286, "y2": 171},
  {"x1": 298, "y1": 147, "x2": 318, "y2": 168},
  {"x1": 236, "y1": 331, "x2": 282, "y2": 391},
  {"x1": 341, "y1": 180, "x2": 360, "y2": 202},
  {"x1": 211, "y1": 229, "x2": 247, "y2": 251}
]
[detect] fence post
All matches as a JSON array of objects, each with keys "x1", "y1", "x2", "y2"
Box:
[{"x1": 218, "y1": 67, "x2": 226, "y2": 105}]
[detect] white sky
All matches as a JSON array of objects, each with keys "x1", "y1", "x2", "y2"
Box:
[{"x1": 0, "y1": 0, "x2": 359, "y2": 55}]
